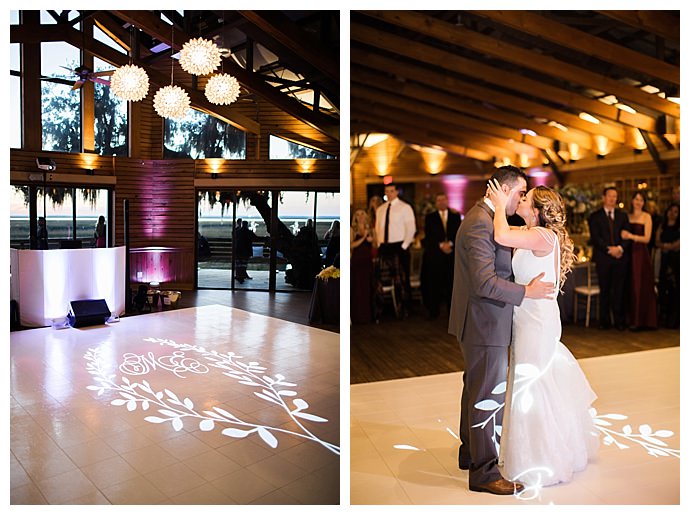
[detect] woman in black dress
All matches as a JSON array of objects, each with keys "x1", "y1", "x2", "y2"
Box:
[
  {"x1": 656, "y1": 203, "x2": 680, "y2": 329},
  {"x1": 350, "y1": 209, "x2": 376, "y2": 324}
]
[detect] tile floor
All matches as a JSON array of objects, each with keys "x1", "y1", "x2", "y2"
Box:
[
  {"x1": 351, "y1": 347, "x2": 680, "y2": 505},
  {"x1": 10, "y1": 305, "x2": 340, "y2": 505}
]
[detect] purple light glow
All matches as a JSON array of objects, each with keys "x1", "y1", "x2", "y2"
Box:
[
  {"x1": 441, "y1": 176, "x2": 468, "y2": 214},
  {"x1": 528, "y1": 168, "x2": 550, "y2": 186}
]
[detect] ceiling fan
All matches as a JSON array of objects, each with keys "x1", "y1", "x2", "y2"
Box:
[{"x1": 61, "y1": 65, "x2": 114, "y2": 90}]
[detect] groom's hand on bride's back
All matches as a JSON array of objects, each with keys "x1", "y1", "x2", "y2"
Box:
[{"x1": 524, "y1": 272, "x2": 556, "y2": 300}]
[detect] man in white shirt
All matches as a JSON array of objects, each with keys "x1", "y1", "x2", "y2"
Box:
[{"x1": 376, "y1": 183, "x2": 417, "y2": 315}]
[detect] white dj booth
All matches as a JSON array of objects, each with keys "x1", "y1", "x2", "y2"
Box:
[{"x1": 10, "y1": 246, "x2": 126, "y2": 328}]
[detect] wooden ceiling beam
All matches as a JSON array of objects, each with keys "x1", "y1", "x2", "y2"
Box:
[
  {"x1": 351, "y1": 121, "x2": 493, "y2": 164},
  {"x1": 472, "y1": 10, "x2": 679, "y2": 86},
  {"x1": 233, "y1": 18, "x2": 339, "y2": 108},
  {"x1": 350, "y1": 54, "x2": 594, "y2": 150},
  {"x1": 10, "y1": 23, "x2": 70, "y2": 44},
  {"x1": 351, "y1": 80, "x2": 553, "y2": 152},
  {"x1": 360, "y1": 11, "x2": 679, "y2": 118},
  {"x1": 350, "y1": 23, "x2": 657, "y2": 133},
  {"x1": 596, "y1": 10, "x2": 679, "y2": 44},
  {"x1": 57, "y1": 23, "x2": 261, "y2": 135},
  {"x1": 352, "y1": 99, "x2": 536, "y2": 159},
  {"x1": 113, "y1": 10, "x2": 338, "y2": 140},
  {"x1": 352, "y1": 112, "x2": 506, "y2": 162},
  {"x1": 237, "y1": 10, "x2": 338, "y2": 82}
]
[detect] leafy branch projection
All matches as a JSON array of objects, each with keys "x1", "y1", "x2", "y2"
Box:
[
  {"x1": 84, "y1": 338, "x2": 339, "y2": 455},
  {"x1": 472, "y1": 349, "x2": 679, "y2": 466}
]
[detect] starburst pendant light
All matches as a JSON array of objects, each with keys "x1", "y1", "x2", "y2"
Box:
[
  {"x1": 154, "y1": 25, "x2": 190, "y2": 119},
  {"x1": 179, "y1": 37, "x2": 222, "y2": 76},
  {"x1": 111, "y1": 64, "x2": 149, "y2": 102},
  {"x1": 205, "y1": 73, "x2": 240, "y2": 105},
  {"x1": 153, "y1": 85, "x2": 190, "y2": 119}
]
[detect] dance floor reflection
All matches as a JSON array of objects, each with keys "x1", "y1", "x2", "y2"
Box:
[
  {"x1": 11, "y1": 305, "x2": 339, "y2": 505},
  {"x1": 351, "y1": 347, "x2": 679, "y2": 505}
]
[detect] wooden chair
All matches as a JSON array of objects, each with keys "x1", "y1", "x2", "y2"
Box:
[
  {"x1": 573, "y1": 261, "x2": 600, "y2": 328},
  {"x1": 375, "y1": 253, "x2": 402, "y2": 319},
  {"x1": 408, "y1": 247, "x2": 423, "y2": 301}
]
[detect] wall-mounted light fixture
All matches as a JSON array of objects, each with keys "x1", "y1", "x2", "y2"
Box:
[
  {"x1": 86, "y1": 168, "x2": 95, "y2": 176},
  {"x1": 211, "y1": 172, "x2": 218, "y2": 179}
]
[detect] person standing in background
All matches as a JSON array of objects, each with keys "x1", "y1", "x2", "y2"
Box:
[
  {"x1": 656, "y1": 203, "x2": 680, "y2": 329},
  {"x1": 620, "y1": 192, "x2": 657, "y2": 330},
  {"x1": 375, "y1": 183, "x2": 416, "y2": 316},
  {"x1": 421, "y1": 192, "x2": 461, "y2": 319},
  {"x1": 37, "y1": 217, "x2": 49, "y2": 249},
  {"x1": 94, "y1": 215, "x2": 106, "y2": 248},
  {"x1": 587, "y1": 187, "x2": 631, "y2": 331}
]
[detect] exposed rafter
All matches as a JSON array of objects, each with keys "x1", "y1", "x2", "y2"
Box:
[{"x1": 112, "y1": 10, "x2": 338, "y2": 140}]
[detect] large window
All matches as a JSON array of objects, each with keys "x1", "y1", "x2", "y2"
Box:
[
  {"x1": 41, "y1": 41, "x2": 81, "y2": 152},
  {"x1": 164, "y1": 110, "x2": 246, "y2": 159},
  {"x1": 10, "y1": 43, "x2": 20, "y2": 149},
  {"x1": 269, "y1": 134, "x2": 335, "y2": 159},
  {"x1": 196, "y1": 189, "x2": 339, "y2": 292},
  {"x1": 94, "y1": 57, "x2": 127, "y2": 156},
  {"x1": 10, "y1": 185, "x2": 110, "y2": 249}
]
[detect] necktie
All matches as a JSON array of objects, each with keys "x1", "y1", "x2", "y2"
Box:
[
  {"x1": 384, "y1": 203, "x2": 391, "y2": 244},
  {"x1": 608, "y1": 210, "x2": 615, "y2": 244},
  {"x1": 441, "y1": 211, "x2": 447, "y2": 236}
]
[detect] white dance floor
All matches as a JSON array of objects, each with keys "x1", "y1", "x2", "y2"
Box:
[
  {"x1": 11, "y1": 305, "x2": 339, "y2": 505},
  {"x1": 351, "y1": 347, "x2": 680, "y2": 505}
]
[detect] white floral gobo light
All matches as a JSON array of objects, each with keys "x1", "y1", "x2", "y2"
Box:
[
  {"x1": 205, "y1": 73, "x2": 240, "y2": 105},
  {"x1": 179, "y1": 37, "x2": 222, "y2": 76},
  {"x1": 110, "y1": 64, "x2": 150, "y2": 102},
  {"x1": 153, "y1": 85, "x2": 190, "y2": 119}
]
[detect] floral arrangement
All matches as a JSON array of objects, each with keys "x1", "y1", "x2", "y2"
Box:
[
  {"x1": 317, "y1": 265, "x2": 340, "y2": 281},
  {"x1": 556, "y1": 183, "x2": 602, "y2": 235}
]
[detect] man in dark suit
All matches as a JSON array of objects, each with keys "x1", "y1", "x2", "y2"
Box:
[
  {"x1": 421, "y1": 192, "x2": 461, "y2": 319},
  {"x1": 448, "y1": 166, "x2": 554, "y2": 495},
  {"x1": 587, "y1": 186, "x2": 631, "y2": 331}
]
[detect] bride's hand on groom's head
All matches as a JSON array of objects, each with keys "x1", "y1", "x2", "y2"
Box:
[{"x1": 487, "y1": 178, "x2": 511, "y2": 207}]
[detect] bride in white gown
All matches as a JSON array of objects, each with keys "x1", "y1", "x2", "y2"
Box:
[{"x1": 487, "y1": 180, "x2": 599, "y2": 490}]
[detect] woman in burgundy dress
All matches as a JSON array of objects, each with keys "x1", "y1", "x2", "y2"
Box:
[
  {"x1": 350, "y1": 208, "x2": 376, "y2": 324},
  {"x1": 621, "y1": 191, "x2": 657, "y2": 330}
]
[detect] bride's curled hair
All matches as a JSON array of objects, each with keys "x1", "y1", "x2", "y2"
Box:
[{"x1": 531, "y1": 186, "x2": 575, "y2": 291}]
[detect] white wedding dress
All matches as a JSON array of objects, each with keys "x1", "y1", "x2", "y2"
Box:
[{"x1": 499, "y1": 227, "x2": 599, "y2": 488}]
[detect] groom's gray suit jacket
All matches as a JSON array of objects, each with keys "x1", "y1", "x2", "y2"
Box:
[{"x1": 448, "y1": 200, "x2": 525, "y2": 346}]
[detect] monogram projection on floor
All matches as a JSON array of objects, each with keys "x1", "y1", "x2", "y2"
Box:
[{"x1": 85, "y1": 337, "x2": 339, "y2": 455}]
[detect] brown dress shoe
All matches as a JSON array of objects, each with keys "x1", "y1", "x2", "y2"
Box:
[{"x1": 469, "y1": 478, "x2": 524, "y2": 495}]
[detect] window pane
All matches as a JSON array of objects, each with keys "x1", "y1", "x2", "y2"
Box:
[
  {"x1": 76, "y1": 188, "x2": 109, "y2": 247},
  {"x1": 10, "y1": 10, "x2": 19, "y2": 24},
  {"x1": 316, "y1": 192, "x2": 340, "y2": 267},
  {"x1": 164, "y1": 110, "x2": 246, "y2": 159},
  {"x1": 234, "y1": 192, "x2": 272, "y2": 291},
  {"x1": 41, "y1": 42, "x2": 81, "y2": 152},
  {"x1": 197, "y1": 190, "x2": 235, "y2": 289},
  {"x1": 11, "y1": 75, "x2": 21, "y2": 149},
  {"x1": 277, "y1": 191, "x2": 319, "y2": 291},
  {"x1": 10, "y1": 43, "x2": 20, "y2": 71},
  {"x1": 94, "y1": 58, "x2": 127, "y2": 156},
  {"x1": 94, "y1": 25, "x2": 126, "y2": 54},
  {"x1": 269, "y1": 134, "x2": 335, "y2": 159},
  {"x1": 41, "y1": 41, "x2": 79, "y2": 78},
  {"x1": 10, "y1": 186, "x2": 30, "y2": 249},
  {"x1": 37, "y1": 187, "x2": 74, "y2": 245},
  {"x1": 40, "y1": 11, "x2": 57, "y2": 24}
]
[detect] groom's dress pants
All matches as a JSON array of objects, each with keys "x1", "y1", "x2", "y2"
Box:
[{"x1": 459, "y1": 341, "x2": 509, "y2": 487}]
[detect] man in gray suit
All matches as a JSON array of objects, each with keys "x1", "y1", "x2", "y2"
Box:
[{"x1": 448, "y1": 166, "x2": 554, "y2": 495}]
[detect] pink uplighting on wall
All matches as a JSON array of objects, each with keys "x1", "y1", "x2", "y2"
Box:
[
  {"x1": 527, "y1": 168, "x2": 551, "y2": 187},
  {"x1": 441, "y1": 175, "x2": 468, "y2": 214}
]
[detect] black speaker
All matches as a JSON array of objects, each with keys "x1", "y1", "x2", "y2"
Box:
[{"x1": 67, "y1": 299, "x2": 111, "y2": 328}]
